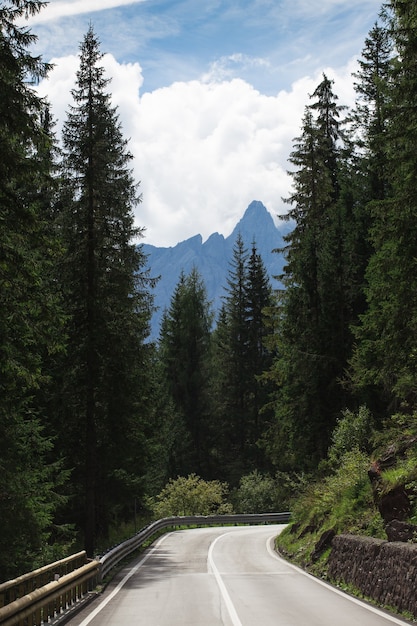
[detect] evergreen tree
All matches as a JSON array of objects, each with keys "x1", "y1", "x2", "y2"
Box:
[
  {"x1": 141, "y1": 346, "x2": 186, "y2": 494},
  {"x1": 57, "y1": 26, "x2": 154, "y2": 555},
  {"x1": 351, "y1": 21, "x2": 392, "y2": 202},
  {"x1": 212, "y1": 234, "x2": 249, "y2": 482},
  {"x1": 245, "y1": 242, "x2": 274, "y2": 465},
  {"x1": 344, "y1": 24, "x2": 393, "y2": 372},
  {"x1": 211, "y1": 235, "x2": 273, "y2": 482},
  {"x1": 351, "y1": 1, "x2": 417, "y2": 410},
  {"x1": 266, "y1": 76, "x2": 360, "y2": 469},
  {"x1": 0, "y1": 0, "x2": 68, "y2": 578},
  {"x1": 159, "y1": 268, "x2": 213, "y2": 476},
  {"x1": 346, "y1": 20, "x2": 393, "y2": 412}
]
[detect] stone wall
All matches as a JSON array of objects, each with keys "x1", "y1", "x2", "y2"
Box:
[{"x1": 327, "y1": 534, "x2": 417, "y2": 618}]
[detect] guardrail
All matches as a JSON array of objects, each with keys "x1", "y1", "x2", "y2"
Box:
[
  {"x1": 0, "y1": 560, "x2": 100, "y2": 626},
  {"x1": 99, "y1": 512, "x2": 291, "y2": 580},
  {"x1": 0, "y1": 511, "x2": 290, "y2": 625},
  {"x1": 0, "y1": 552, "x2": 88, "y2": 609}
]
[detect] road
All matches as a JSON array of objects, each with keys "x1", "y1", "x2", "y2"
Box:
[{"x1": 68, "y1": 525, "x2": 411, "y2": 626}]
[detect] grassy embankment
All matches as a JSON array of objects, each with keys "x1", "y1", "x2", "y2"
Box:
[{"x1": 275, "y1": 410, "x2": 417, "y2": 580}]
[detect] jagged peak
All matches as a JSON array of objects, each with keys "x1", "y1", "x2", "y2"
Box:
[
  {"x1": 245, "y1": 200, "x2": 269, "y2": 216},
  {"x1": 205, "y1": 231, "x2": 224, "y2": 243},
  {"x1": 175, "y1": 233, "x2": 203, "y2": 249},
  {"x1": 229, "y1": 200, "x2": 276, "y2": 245}
]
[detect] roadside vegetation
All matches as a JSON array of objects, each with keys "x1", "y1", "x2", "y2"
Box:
[{"x1": 276, "y1": 410, "x2": 417, "y2": 579}]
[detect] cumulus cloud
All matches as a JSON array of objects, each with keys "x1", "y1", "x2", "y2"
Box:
[{"x1": 37, "y1": 55, "x2": 358, "y2": 247}]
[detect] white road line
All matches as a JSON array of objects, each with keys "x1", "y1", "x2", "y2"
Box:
[
  {"x1": 207, "y1": 532, "x2": 243, "y2": 626},
  {"x1": 77, "y1": 533, "x2": 171, "y2": 626},
  {"x1": 265, "y1": 535, "x2": 410, "y2": 626}
]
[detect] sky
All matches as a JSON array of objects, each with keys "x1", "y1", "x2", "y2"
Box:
[{"x1": 27, "y1": 0, "x2": 382, "y2": 247}]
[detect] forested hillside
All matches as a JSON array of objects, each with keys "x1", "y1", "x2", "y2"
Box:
[{"x1": 2, "y1": 0, "x2": 417, "y2": 584}]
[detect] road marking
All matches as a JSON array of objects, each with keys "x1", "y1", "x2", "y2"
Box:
[
  {"x1": 77, "y1": 534, "x2": 171, "y2": 626},
  {"x1": 265, "y1": 534, "x2": 410, "y2": 626},
  {"x1": 207, "y1": 532, "x2": 243, "y2": 626}
]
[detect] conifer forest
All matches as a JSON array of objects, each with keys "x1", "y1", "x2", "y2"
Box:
[{"x1": 2, "y1": 0, "x2": 417, "y2": 581}]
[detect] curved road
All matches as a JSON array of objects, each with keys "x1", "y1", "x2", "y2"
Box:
[{"x1": 68, "y1": 525, "x2": 411, "y2": 626}]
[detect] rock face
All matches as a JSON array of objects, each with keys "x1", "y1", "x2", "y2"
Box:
[
  {"x1": 142, "y1": 200, "x2": 289, "y2": 341},
  {"x1": 327, "y1": 534, "x2": 417, "y2": 619},
  {"x1": 378, "y1": 485, "x2": 411, "y2": 523},
  {"x1": 368, "y1": 452, "x2": 412, "y2": 524},
  {"x1": 385, "y1": 519, "x2": 417, "y2": 542},
  {"x1": 311, "y1": 529, "x2": 335, "y2": 562}
]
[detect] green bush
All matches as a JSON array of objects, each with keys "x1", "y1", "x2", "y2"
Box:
[
  {"x1": 328, "y1": 406, "x2": 374, "y2": 465},
  {"x1": 234, "y1": 471, "x2": 278, "y2": 513},
  {"x1": 150, "y1": 474, "x2": 233, "y2": 518},
  {"x1": 233, "y1": 470, "x2": 306, "y2": 514}
]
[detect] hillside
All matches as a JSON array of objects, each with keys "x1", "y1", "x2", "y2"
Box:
[
  {"x1": 142, "y1": 200, "x2": 290, "y2": 340},
  {"x1": 275, "y1": 409, "x2": 417, "y2": 619}
]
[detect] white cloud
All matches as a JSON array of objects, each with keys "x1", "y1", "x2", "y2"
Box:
[
  {"x1": 202, "y1": 54, "x2": 271, "y2": 83},
  {"x1": 37, "y1": 55, "x2": 358, "y2": 247},
  {"x1": 26, "y1": 0, "x2": 147, "y2": 24},
  {"x1": 37, "y1": 55, "x2": 78, "y2": 129}
]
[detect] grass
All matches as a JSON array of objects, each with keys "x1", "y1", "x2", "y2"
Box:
[{"x1": 275, "y1": 414, "x2": 417, "y2": 578}]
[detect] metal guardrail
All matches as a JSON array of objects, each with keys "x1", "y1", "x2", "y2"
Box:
[
  {"x1": 0, "y1": 512, "x2": 290, "y2": 625},
  {"x1": 99, "y1": 512, "x2": 291, "y2": 579},
  {"x1": 0, "y1": 552, "x2": 88, "y2": 609},
  {"x1": 0, "y1": 560, "x2": 100, "y2": 626}
]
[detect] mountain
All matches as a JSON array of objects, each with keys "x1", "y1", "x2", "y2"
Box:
[{"x1": 142, "y1": 200, "x2": 289, "y2": 341}]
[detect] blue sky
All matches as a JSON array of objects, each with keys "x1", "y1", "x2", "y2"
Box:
[{"x1": 29, "y1": 0, "x2": 382, "y2": 246}]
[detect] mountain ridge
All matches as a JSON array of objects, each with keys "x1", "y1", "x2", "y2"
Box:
[{"x1": 143, "y1": 200, "x2": 288, "y2": 341}]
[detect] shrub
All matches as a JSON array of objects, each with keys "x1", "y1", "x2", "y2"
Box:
[
  {"x1": 328, "y1": 406, "x2": 374, "y2": 465},
  {"x1": 150, "y1": 474, "x2": 233, "y2": 518},
  {"x1": 233, "y1": 470, "x2": 306, "y2": 513}
]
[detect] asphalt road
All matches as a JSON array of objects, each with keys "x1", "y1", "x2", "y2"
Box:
[{"x1": 67, "y1": 525, "x2": 411, "y2": 626}]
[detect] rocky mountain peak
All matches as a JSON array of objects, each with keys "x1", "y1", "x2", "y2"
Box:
[{"x1": 142, "y1": 201, "x2": 287, "y2": 341}]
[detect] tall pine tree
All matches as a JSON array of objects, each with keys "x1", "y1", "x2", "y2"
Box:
[
  {"x1": 159, "y1": 268, "x2": 213, "y2": 477},
  {"x1": 58, "y1": 26, "x2": 154, "y2": 555},
  {"x1": 0, "y1": 0, "x2": 68, "y2": 578},
  {"x1": 245, "y1": 242, "x2": 274, "y2": 467},
  {"x1": 266, "y1": 76, "x2": 360, "y2": 469},
  {"x1": 347, "y1": 20, "x2": 393, "y2": 412},
  {"x1": 351, "y1": 1, "x2": 417, "y2": 411},
  {"x1": 211, "y1": 235, "x2": 273, "y2": 483}
]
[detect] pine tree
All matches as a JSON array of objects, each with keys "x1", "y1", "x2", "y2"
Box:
[
  {"x1": 0, "y1": 0, "x2": 68, "y2": 578},
  {"x1": 58, "y1": 26, "x2": 154, "y2": 555},
  {"x1": 351, "y1": 21, "x2": 392, "y2": 202},
  {"x1": 211, "y1": 235, "x2": 273, "y2": 482},
  {"x1": 266, "y1": 76, "x2": 360, "y2": 469},
  {"x1": 245, "y1": 242, "x2": 274, "y2": 466},
  {"x1": 350, "y1": 1, "x2": 417, "y2": 410},
  {"x1": 346, "y1": 21, "x2": 393, "y2": 411},
  {"x1": 212, "y1": 234, "x2": 249, "y2": 482},
  {"x1": 159, "y1": 268, "x2": 213, "y2": 476}
]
